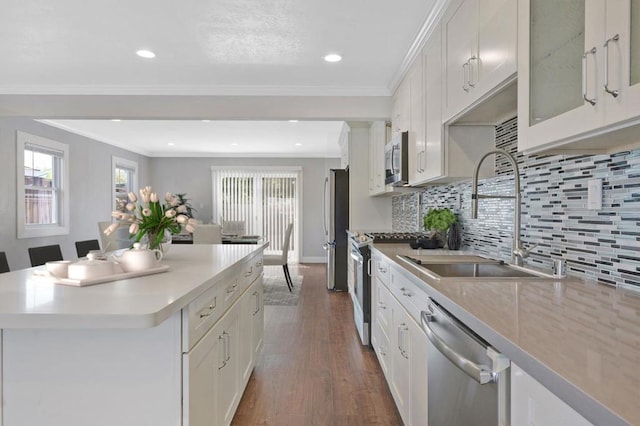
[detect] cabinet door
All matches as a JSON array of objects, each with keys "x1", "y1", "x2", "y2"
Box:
[
  {"x1": 251, "y1": 278, "x2": 265, "y2": 360},
  {"x1": 443, "y1": 0, "x2": 479, "y2": 120},
  {"x1": 218, "y1": 305, "x2": 241, "y2": 426},
  {"x1": 389, "y1": 295, "x2": 411, "y2": 424},
  {"x1": 422, "y1": 23, "x2": 445, "y2": 183},
  {"x1": 369, "y1": 121, "x2": 387, "y2": 195},
  {"x1": 476, "y1": 0, "x2": 517, "y2": 94},
  {"x1": 518, "y1": 0, "x2": 605, "y2": 152},
  {"x1": 183, "y1": 320, "x2": 222, "y2": 426},
  {"x1": 408, "y1": 318, "x2": 428, "y2": 426},
  {"x1": 408, "y1": 57, "x2": 425, "y2": 186},
  {"x1": 604, "y1": 0, "x2": 640, "y2": 123},
  {"x1": 511, "y1": 363, "x2": 593, "y2": 425},
  {"x1": 392, "y1": 78, "x2": 411, "y2": 133},
  {"x1": 240, "y1": 286, "x2": 255, "y2": 385}
]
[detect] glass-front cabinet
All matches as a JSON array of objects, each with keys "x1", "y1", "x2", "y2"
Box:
[{"x1": 518, "y1": 0, "x2": 640, "y2": 154}]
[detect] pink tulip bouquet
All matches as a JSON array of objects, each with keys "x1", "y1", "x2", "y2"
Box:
[{"x1": 104, "y1": 186, "x2": 197, "y2": 250}]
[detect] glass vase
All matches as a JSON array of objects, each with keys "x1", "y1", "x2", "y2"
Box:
[{"x1": 143, "y1": 229, "x2": 172, "y2": 254}]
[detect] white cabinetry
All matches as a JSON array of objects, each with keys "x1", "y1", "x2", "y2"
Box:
[
  {"x1": 391, "y1": 19, "x2": 496, "y2": 186},
  {"x1": 371, "y1": 249, "x2": 428, "y2": 426},
  {"x1": 518, "y1": 0, "x2": 640, "y2": 154},
  {"x1": 183, "y1": 254, "x2": 263, "y2": 426},
  {"x1": 442, "y1": 0, "x2": 517, "y2": 122},
  {"x1": 511, "y1": 363, "x2": 593, "y2": 426},
  {"x1": 369, "y1": 121, "x2": 391, "y2": 196},
  {"x1": 338, "y1": 122, "x2": 351, "y2": 169},
  {"x1": 392, "y1": 78, "x2": 411, "y2": 134}
]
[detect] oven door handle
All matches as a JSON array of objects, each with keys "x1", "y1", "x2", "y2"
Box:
[
  {"x1": 421, "y1": 309, "x2": 496, "y2": 385},
  {"x1": 349, "y1": 251, "x2": 363, "y2": 264}
]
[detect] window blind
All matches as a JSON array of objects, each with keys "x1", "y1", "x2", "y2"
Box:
[{"x1": 212, "y1": 167, "x2": 300, "y2": 260}]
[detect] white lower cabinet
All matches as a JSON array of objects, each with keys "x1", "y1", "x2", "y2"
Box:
[
  {"x1": 184, "y1": 272, "x2": 263, "y2": 426},
  {"x1": 371, "y1": 252, "x2": 428, "y2": 426},
  {"x1": 511, "y1": 363, "x2": 593, "y2": 426},
  {"x1": 184, "y1": 301, "x2": 241, "y2": 426}
]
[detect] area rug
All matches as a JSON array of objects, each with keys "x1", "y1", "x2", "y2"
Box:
[{"x1": 263, "y1": 274, "x2": 303, "y2": 306}]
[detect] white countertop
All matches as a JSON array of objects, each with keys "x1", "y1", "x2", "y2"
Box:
[
  {"x1": 373, "y1": 244, "x2": 639, "y2": 426},
  {"x1": 0, "y1": 244, "x2": 266, "y2": 329}
]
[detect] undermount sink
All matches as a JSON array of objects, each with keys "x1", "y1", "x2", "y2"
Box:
[{"x1": 397, "y1": 255, "x2": 553, "y2": 279}]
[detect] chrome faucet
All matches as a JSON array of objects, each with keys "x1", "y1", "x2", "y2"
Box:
[{"x1": 471, "y1": 149, "x2": 534, "y2": 266}]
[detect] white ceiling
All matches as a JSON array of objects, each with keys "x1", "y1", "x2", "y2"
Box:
[
  {"x1": 41, "y1": 119, "x2": 345, "y2": 157},
  {"x1": 1, "y1": 0, "x2": 442, "y2": 156}
]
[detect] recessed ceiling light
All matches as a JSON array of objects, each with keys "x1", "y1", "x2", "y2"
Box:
[
  {"x1": 167, "y1": 142, "x2": 175, "y2": 146},
  {"x1": 323, "y1": 53, "x2": 342, "y2": 63},
  {"x1": 295, "y1": 143, "x2": 303, "y2": 146},
  {"x1": 289, "y1": 120, "x2": 299, "y2": 123},
  {"x1": 231, "y1": 143, "x2": 239, "y2": 146},
  {"x1": 136, "y1": 49, "x2": 156, "y2": 59},
  {"x1": 201, "y1": 120, "x2": 210, "y2": 122},
  {"x1": 111, "y1": 119, "x2": 121, "y2": 122}
]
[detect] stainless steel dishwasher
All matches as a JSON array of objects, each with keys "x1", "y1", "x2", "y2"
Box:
[{"x1": 421, "y1": 298, "x2": 510, "y2": 426}]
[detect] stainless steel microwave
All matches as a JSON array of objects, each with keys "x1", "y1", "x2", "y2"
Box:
[{"x1": 385, "y1": 131, "x2": 409, "y2": 186}]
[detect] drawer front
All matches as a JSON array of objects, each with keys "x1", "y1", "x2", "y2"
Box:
[
  {"x1": 390, "y1": 269, "x2": 430, "y2": 324},
  {"x1": 375, "y1": 277, "x2": 392, "y2": 335},
  {"x1": 241, "y1": 254, "x2": 263, "y2": 291},
  {"x1": 374, "y1": 255, "x2": 390, "y2": 286},
  {"x1": 182, "y1": 283, "x2": 222, "y2": 351},
  {"x1": 373, "y1": 319, "x2": 391, "y2": 378}
]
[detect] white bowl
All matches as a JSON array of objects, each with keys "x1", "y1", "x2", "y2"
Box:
[
  {"x1": 46, "y1": 260, "x2": 72, "y2": 278},
  {"x1": 67, "y1": 259, "x2": 114, "y2": 281}
]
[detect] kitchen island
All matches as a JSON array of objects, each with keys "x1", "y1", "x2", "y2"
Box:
[
  {"x1": 372, "y1": 243, "x2": 639, "y2": 426},
  {"x1": 0, "y1": 244, "x2": 266, "y2": 426}
]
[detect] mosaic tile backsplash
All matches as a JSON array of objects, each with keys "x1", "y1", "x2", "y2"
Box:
[{"x1": 392, "y1": 116, "x2": 640, "y2": 288}]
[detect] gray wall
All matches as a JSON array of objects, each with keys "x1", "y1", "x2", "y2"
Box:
[
  {"x1": 150, "y1": 156, "x2": 340, "y2": 262},
  {"x1": 0, "y1": 118, "x2": 151, "y2": 270}
]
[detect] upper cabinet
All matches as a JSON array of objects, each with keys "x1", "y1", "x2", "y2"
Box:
[
  {"x1": 369, "y1": 121, "x2": 390, "y2": 196},
  {"x1": 338, "y1": 122, "x2": 351, "y2": 169},
  {"x1": 518, "y1": 0, "x2": 640, "y2": 154},
  {"x1": 442, "y1": 0, "x2": 517, "y2": 122}
]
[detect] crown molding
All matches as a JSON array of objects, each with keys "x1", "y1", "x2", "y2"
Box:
[
  {"x1": 0, "y1": 84, "x2": 391, "y2": 97},
  {"x1": 387, "y1": 0, "x2": 451, "y2": 95}
]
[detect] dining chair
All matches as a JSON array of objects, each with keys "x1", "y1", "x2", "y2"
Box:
[
  {"x1": 222, "y1": 220, "x2": 246, "y2": 236},
  {"x1": 98, "y1": 221, "x2": 133, "y2": 251},
  {"x1": 193, "y1": 224, "x2": 222, "y2": 244},
  {"x1": 75, "y1": 239, "x2": 101, "y2": 258},
  {"x1": 28, "y1": 244, "x2": 63, "y2": 267},
  {"x1": 263, "y1": 223, "x2": 294, "y2": 291},
  {"x1": 0, "y1": 251, "x2": 9, "y2": 273}
]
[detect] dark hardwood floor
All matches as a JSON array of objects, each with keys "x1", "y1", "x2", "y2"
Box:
[{"x1": 232, "y1": 263, "x2": 403, "y2": 426}]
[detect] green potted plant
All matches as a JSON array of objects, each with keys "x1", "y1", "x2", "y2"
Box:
[
  {"x1": 174, "y1": 193, "x2": 197, "y2": 219},
  {"x1": 423, "y1": 208, "x2": 457, "y2": 248}
]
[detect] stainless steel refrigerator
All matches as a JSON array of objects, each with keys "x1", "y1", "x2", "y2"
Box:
[{"x1": 323, "y1": 169, "x2": 349, "y2": 291}]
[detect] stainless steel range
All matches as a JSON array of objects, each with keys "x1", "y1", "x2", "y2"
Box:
[{"x1": 347, "y1": 231, "x2": 430, "y2": 346}]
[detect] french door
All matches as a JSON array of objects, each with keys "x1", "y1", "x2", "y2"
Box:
[{"x1": 212, "y1": 167, "x2": 301, "y2": 261}]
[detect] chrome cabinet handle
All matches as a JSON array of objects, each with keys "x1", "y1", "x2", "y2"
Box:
[
  {"x1": 225, "y1": 332, "x2": 231, "y2": 362},
  {"x1": 367, "y1": 258, "x2": 372, "y2": 277},
  {"x1": 421, "y1": 309, "x2": 495, "y2": 384},
  {"x1": 244, "y1": 266, "x2": 253, "y2": 277},
  {"x1": 462, "y1": 61, "x2": 470, "y2": 91},
  {"x1": 378, "y1": 301, "x2": 386, "y2": 310},
  {"x1": 468, "y1": 56, "x2": 478, "y2": 88},
  {"x1": 253, "y1": 290, "x2": 260, "y2": 315},
  {"x1": 256, "y1": 260, "x2": 263, "y2": 267},
  {"x1": 218, "y1": 333, "x2": 227, "y2": 370},
  {"x1": 582, "y1": 47, "x2": 597, "y2": 106},
  {"x1": 199, "y1": 300, "x2": 216, "y2": 318},
  {"x1": 604, "y1": 34, "x2": 620, "y2": 98}
]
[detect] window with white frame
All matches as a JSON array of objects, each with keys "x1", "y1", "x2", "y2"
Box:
[
  {"x1": 16, "y1": 131, "x2": 70, "y2": 239},
  {"x1": 112, "y1": 157, "x2": 138, "y2": 212},
  {"x1": 212, "y1": 167, "x2": 301, "y2": 261}
]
